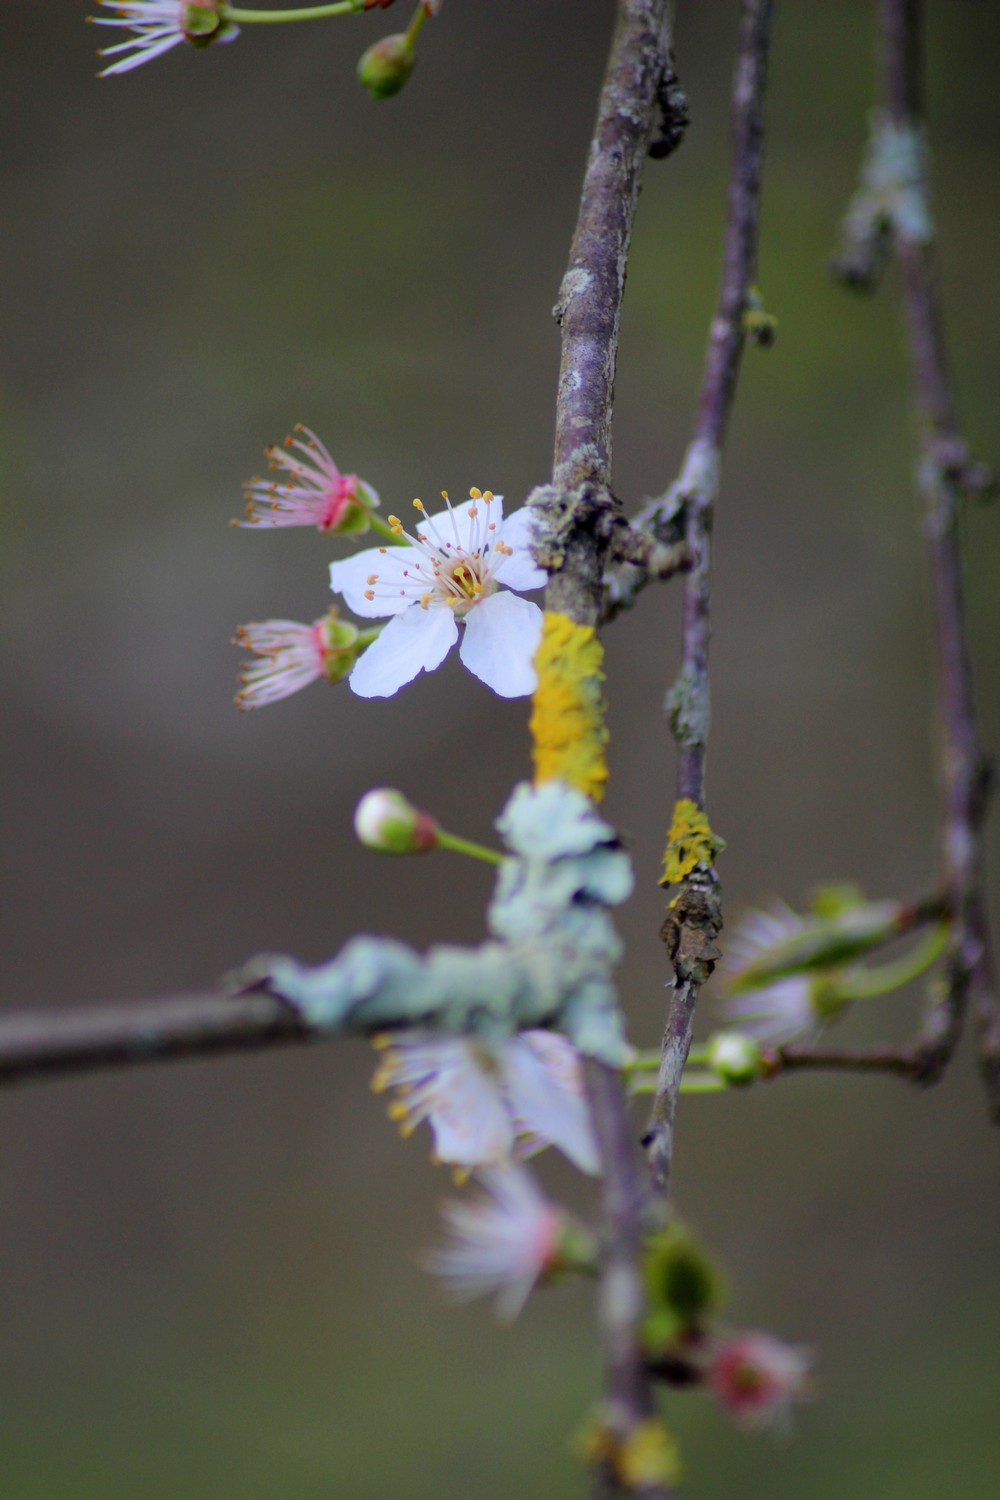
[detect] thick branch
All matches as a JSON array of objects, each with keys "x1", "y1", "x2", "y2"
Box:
[
  {"x1": 546, "y1": 2, "x2": 676, "y2": 1487},
  {"x1": 643, "y1": 0, "x2": 773, "y2": 1194},
  {"x1": 0, "y1": 990, "x2": 307, "y2": 1085},
  {"x1": 879, "y1": 0, "x2": 1000, "y2": 1117}
]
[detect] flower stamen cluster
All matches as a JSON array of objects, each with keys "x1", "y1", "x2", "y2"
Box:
[{"x1": 240, "y1": 425, "x2": 379, "y2": 535}]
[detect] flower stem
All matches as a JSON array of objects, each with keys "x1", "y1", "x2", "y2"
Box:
[
  {"x1": 630, "y1": 1071, "x2": 726, "y2": 1096},
  {"x1": 434, "y1": 830, "x2": 503, "y2": 866},
  {"x1": 627, "y1": 1044, "x2": 710, "y2": 1075},
  {"x1": 401, "y1": 1, "x2": 429, "y2": 47},
  {"x1": 225, "y1": 2, "x2": 364, "y2": 23}
]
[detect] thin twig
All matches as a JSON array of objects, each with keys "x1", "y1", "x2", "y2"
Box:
[
  {"x1": 643, "y1": 0, "x2": 774, "y2": 1194},
  {"x1": 768, "y1": 1045, "x2": 929, "y2": 1080},
  {"x1": 876, "y1": 0, "x2": 1000, "y2": 1117},
  {"x1": 544, "y1": 1, "x2": 678, "y2": 1488}
]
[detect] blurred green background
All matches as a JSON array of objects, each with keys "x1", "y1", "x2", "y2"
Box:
[{"x1": 1, "y1": 1, "x2": 998, "y2": 1495}]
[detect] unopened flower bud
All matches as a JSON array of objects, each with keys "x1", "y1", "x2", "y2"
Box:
[
  {"x1": 354, "y1": 788, "x2": 438, "y2": 853},
  {"x1": 357, "y1": 34, "x2": 416, "y2": 99},
  {"x1": 707, "y1": 1030, "x2": 763, "y2": 1086}
]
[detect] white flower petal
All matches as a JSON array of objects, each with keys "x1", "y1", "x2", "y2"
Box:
[
  {"x1": 349, "y1": 607, "x2": 458, "y2": 698},
  {"x1": 330, "y1": 548, "x2": 414, "y2": 618},
  {"x1": 503, "y1": 1033, "x2": 599, "y2": 1175},
  {"x1": 377, "y1": 1037, "x2": 514, "y2": 1167},
  {"x1": 423, "y1": 1165, "x2": 559, "y2": 1320},
  {"x1": 459, "y1": 592, "x2": 543, "y2": 697},
  {"x1": 494, "y1": 508, "x2": 547, "y2": 592}
]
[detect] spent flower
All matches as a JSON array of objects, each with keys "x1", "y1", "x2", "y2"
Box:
[
  {"x1": 90, "y1": 2, "x2": 238, "y2": 76},
  {"x1": 719, "y1": 903, "x2": 853, "y2": 1047},
  {"x1": 240, "y1": 426, "x2": 380, "y2": 535},
  {"x1": 371, "y1": 1028, "x2": 598, "y2": 1174},
  {"x1": 707, "y1": 1331, "x2": 812, "y2": 1432},
  {"x1": 330, "y1": 489, "x2": 546, "y2": 698},
  {"x1": 234, "y1": 610, "x2": 372, "y2": 710},
  {"x1": 423, "y1": 1165, "x2": 583, "y2": 1320}
]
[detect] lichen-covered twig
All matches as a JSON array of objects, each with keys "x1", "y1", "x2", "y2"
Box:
[
  {"x1": 642, "y1": 0, "x2": 774, "y2": 1195},
  {"x1": 0, "y1": 783, "x2": 633, "y2": 1087},
  {"x1": 0, "y1": 988, "x2": 308, "y2": 1085},
  {"x1": 534, "y1": 2, "x2": 681, "y2": 1488},
  {"x1": 833, "y1": 0, "x2": 1000, "y2": 1118}
]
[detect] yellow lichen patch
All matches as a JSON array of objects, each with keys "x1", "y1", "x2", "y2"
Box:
[
  {"x1": 530, "y1": 612, "x2": 609, "y2": 803},
  {"x1": 660, "y1": 798, "x2": 725, "y2": 887},
  {"x1": 617, "y1": 1419, "x2": 681, "y2": 1490}
]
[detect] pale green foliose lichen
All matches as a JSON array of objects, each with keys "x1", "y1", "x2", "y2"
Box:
[{"x1": 235, "y1": 782, "x2": 633, "y2": 1064}]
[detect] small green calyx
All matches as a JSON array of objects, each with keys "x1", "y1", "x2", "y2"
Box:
[
  {"x1": 181, "y1": 3, "x2": 225, "y2": 42},
  {"x1": 318, "y1": 615, "x2": 360, "y2": 683},
  {"x1": 549, "y1": 1220, "x2": 600, "y2": 1282},
  {"x1": 357, "y1": 34, "x2": 416, "y2": 98},
  {"x1": 641, "y1": 1223, "x2": 724, "y2": 1351}
]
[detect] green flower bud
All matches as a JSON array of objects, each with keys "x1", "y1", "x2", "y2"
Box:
[
  {"x1": 357, "y1": 34, "x2": 416, "y2": 99},
  {"x1": 354, "y1": 788, "x2": 438, "y2": 854},
  {"x1": 707, "y1": 1030, "x2": 763, "y2": 1085}
]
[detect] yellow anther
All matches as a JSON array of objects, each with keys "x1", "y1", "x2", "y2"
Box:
[
  {"x1": 420, "y1": 593, "x2": 433, "y2": 609},
  {"x1": 366, "y1": 574, "x2": 379, "y2": 585},
  {"x1": 413, "y1": 498, "x2": 426, "y2": 513},
  {"x1": 441, "y1": 490, "x2": 449, "y2": 501},
  {"x1": 387, "y1": 514, "x2": 401, "y2": 527},
  {"x1": 483, "y1": 490, "x2": 494, "y2": 502},
  {"x1": 469, "y1": 486, "x2": 482, "y2": 499}
]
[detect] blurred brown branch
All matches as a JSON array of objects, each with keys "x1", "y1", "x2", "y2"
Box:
[
  {"x1": 832, "y1": 0, "x2": 1000, "y2": 1119},
  {"x1": 0, "y1": 988, "x2": 307, "y2": 1085}
]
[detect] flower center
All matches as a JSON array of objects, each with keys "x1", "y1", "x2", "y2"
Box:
[
  {"x1": 362, "y1": 488, "x2": 513, "y2": 618},
  {"x1": 320, "y1": 474, "x2": 360, "y2": 532}
]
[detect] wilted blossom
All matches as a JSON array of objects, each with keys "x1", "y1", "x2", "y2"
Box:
[
  {"x1": 719, "y1": 903, "x2": 849, "y2": 1047},
  {"x1": 423, "y1": 1165, "x2": 567, "y2": 1320},
  {"x1": 234, "y1": 610, "x2": 367, "y2": 710},
  {"x1": 371, "y1": 1029, "x2": 598, "y2": 1174},
  {"x1": 707, "y1": 1331, "x2": 812, "y2": 1432},
  {"x1": 329, "y1": 489, "x2": 546, "y2": 698},
  {"x1": 240, "y1": 426, "x2": 380, "y2": 535},
  {"x1": 90, "y1": 2, "x2": 238, "y2": 76}
]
